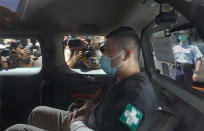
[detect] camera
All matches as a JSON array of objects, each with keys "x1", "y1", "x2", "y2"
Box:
[
  {"x1": 68, "y1": 37, "x2": 93, "y2": 58},
  {"x1": 0, "y1": 48, "x2": 11, "y2": 57}
]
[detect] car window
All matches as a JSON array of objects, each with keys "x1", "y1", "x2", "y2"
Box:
[
  {"x1": 63, "y1": 35, "x2": 106, "y2": 74},
  {"x1": 0, "y1": 37, "x2": 42, "y2": 75},
  {"x1": 151, "y1": 27, "x2": 204, "y2": 89}
]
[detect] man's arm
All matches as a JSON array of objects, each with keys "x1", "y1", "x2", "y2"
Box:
[
  {"x1": 192, "y1": 45, "x2": 203, "y2": 82},
  {"x1": 82, "y1": 89, "x2": 102, "y2": 109},
  {"x1": 193, "y1": 58, "x2": 202, "y2": 82},
  {"x1": 69, "y1": 90, "x2": 103, "y2": 131},
  {"x1": 195, "y1": 58, "x2": 202, "y2": 73},
  {"x1": 2, "y1": 61, "x2": 8, "y2": 68},
  {"x1": 70, "y1": 120, "x2": 94, "y2": 131},
  {"x1": 82, "y1": 60, "x2": 99, "y2": 69},
  {"x1": 65, "y1": 48, "x2": 71, "y2": 63},
  {"x1": 65, "y1": 48, "x2": 76, "y2": 67},
  {"x1": 73, "y1": 89, "x2": 102, "y2": 118},
  {"x1": 68, "y1": 89, "x2": 103, "y2": 127},
  {"x1": 67, "y1": 51, "x2": 83, "y2": 68}
]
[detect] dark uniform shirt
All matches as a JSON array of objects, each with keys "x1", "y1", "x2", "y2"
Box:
[{"x1": 85, "y1": 71, "x2": 157, "y2": 131}]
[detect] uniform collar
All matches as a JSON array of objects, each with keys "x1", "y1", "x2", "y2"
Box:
[
  {"x1": 115, "y1": 71, "x2": 147, "y2": 85},
  {"x1": 179, "y1": 41, "x2": 189, "y2": 46}
]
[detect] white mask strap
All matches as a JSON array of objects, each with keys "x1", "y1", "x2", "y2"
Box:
[{"x1": 111, "y1": 50, "x2": 124, "y2": 60}]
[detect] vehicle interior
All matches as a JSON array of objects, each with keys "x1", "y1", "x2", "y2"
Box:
[{"x1": 1, "y1": 0, "x2": 204, "y2": 130}]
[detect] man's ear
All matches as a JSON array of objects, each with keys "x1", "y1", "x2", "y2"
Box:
[{"x1": 123, "y1": 49, "x2": 132, "y2": 61}]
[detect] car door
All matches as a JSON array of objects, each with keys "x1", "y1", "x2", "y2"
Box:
[
  {"x1": 141, "y1": 1, "x2": 204, "y2": 131},
  {"x1": 0, "y1": 36, "x2": 43, "y2": 130}
]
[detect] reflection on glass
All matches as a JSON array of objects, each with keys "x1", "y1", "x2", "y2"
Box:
[{"x1": 152, "y1": 28, "x2": 204, "y2": 88}]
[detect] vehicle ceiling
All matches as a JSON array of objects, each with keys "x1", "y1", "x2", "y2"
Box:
[{"x1": 14, "y1": 0, "x2": 160, "y2": 34}]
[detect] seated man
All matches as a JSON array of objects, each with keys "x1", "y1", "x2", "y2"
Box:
[{"x1": 6, "y1": 26, "x2": 157, "y2": 131}]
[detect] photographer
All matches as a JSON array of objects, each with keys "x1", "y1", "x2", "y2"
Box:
[
  {"x1": 65, "y1": 38, "x2": 89, "y2": 68},
  {"x1": 82, "y1": 38, "x2": 101, "y2": 69},
  {"x1": 18, "y1": 48, "x2": 34, "y2": 67},
  {"x1": 32, "y1": 40, "x2": 42, "y2": 67},
  {"x1": 9, "y1": 42, "x2": 34, "y2": 68},
  {"x1": 0, "y1": 50, "x2": 9, "y2": 69}
]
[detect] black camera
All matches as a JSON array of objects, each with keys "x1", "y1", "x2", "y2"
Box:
[
  {"x1": 68, "y1": 37, "x2": 93, "y2": 58},
  {"x1": 0, "y1": 48, "x2": 11, "y2": 57},
  {"x1": 81, "y1": 47, "x2": 92, "y2": 58}
]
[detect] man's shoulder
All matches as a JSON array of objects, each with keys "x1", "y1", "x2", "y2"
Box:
[{"x1": 124, "y1": 72, "x2": 151, "y2": 90}]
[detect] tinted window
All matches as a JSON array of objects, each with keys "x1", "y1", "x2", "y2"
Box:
[
  {"x1": 63, "y1": 35, "x2": 106, "y2": 74},
  {"x1": 0, "y1": 37, "x2": 42, "y2": 75}
]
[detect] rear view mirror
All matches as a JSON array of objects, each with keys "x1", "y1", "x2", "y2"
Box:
[
  {"x1": 155, "y1": 1, "x2": 177, "y2": 25},
  {"x1": 156, "y1": 10, "x2": 177, "y2": 25},
  {"x1": 164, "y1": 28, "x2": 171, "y2": 37}
]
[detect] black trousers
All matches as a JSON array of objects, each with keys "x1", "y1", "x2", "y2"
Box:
[{"x1": 172, "y1": 63, "x2": 194, "y2": 86}]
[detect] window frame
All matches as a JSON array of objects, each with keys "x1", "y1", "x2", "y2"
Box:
[{"x1": 0, "y1": 34, "x2": 43, "y2": 76}]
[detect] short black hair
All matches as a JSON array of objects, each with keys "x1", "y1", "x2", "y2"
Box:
[
  {"x1": 106, "y1": 26, "x2": 136, "y2": 38},
  {"x1": 106, "y1": 26, "x2": 140, "y2": 60}
]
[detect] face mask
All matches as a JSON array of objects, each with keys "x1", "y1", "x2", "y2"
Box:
[
  {"x1": 99, "y1": 51, "x2": 124, "y2": 76},
  {"x1": 178, "y1": 35, "x2": 187, "y2": 42}
]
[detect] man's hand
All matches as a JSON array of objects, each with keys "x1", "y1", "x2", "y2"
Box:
[
  {"x1": 68, "y1": 107, "x2": 89, "y2": 126},
  {"x1": 77, "y1": 38, "x2": 89, "y2": 46},
  {"x1": 193, "y1": 73, "x2": 199, "y2": 82},
  {"x1": 83, "y1": 60, "x2": 99, "y2": 69},
  {"x1": 10, "y1": 52, "x2": 21, "y2": 59},
  {"x1": 21, "y1": 48, "x2": 30, "y2": 54},
  {"x1": 73, "y1": 51, "x2": 83, "y2": 60}
]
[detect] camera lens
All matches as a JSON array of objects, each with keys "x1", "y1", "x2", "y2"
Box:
[
  {"x1": 84, "y1": 51, "x2": 92, "y2": 58},
  {"x1": 99, "y1": 46, "x2": 104, "y2": 52}
]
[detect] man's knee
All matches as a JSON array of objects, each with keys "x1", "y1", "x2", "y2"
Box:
[
  {"x1": 28, "y1": 106, "x2": 50, "y2": 124},
  {"x1": 30, "y1": 106, "x2": 48, "y2": 116},
  {"x1": 5, "y1": 124, "x2": 28, "y2": 131}
]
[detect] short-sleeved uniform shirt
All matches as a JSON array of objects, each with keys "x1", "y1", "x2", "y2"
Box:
[
  {"x1": 173, "y1": 42, "x2": 203, "y2": 64},
  {"x1": 85, "y1": 72, "x2": 157, "y2": 131}
]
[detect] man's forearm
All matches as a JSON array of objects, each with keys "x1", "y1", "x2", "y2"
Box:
[
  {"x1": 82, "y1": 89, "x2": 102, "y2": 110},
  {"x1": 67, "y1": 57, "x2": 77, "y2": 67},
  {"x1": 195, "y1": 59, "x2": 202, "y2": 72},
  {"x1": 70, "y1": 121, "x2": 94, "y2": 131}
]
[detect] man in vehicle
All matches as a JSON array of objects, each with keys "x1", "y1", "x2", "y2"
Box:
[
  {"x1": 172, "y1": 30, "x2": 203, "y2": 85},
  {"x1": 6, "y1": 26, "x2": 157, "y2": 131}
]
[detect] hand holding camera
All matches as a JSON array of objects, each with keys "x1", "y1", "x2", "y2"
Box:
[{"x1": 73, "y1": 51, "x2": 83, "y2": 60}]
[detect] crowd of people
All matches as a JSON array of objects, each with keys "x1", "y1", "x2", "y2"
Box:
[
  {"x1": 64, "y1": 35, "x2": 105, "y2": 70},
  {"x1": 0, "y1": 38, "x2": 42, "y2": 70}
]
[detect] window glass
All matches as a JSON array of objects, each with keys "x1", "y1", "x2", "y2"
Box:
[
  {"x1": 151, "y1": 28, "x2": 204, "y2": 89},
  {"x1": 0, "y1": 37, "x2": 42, "y2": 75},
  {"x1": 151, "y1": 5, "x2": 204, "y2": 93},
  {"x1": 63, "y1": 35, "x2": 106, "y2": 74}
]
